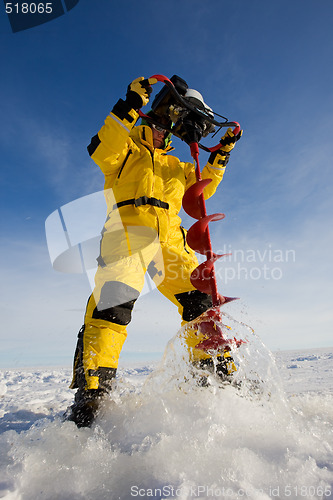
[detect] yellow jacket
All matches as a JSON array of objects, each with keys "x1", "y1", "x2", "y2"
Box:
[{"x1": 89, "y1": 107, "x2": 227, "y2": 220}]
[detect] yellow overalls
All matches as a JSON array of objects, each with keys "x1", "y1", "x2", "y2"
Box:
[{"x1": 71, "y1": 106, "x2": 227, "y2": 390}]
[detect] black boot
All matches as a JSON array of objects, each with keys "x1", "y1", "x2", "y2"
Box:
[
  {"x1": 65, "y1": 388, "x2": 106, "y2": 428},
  {"x1": 66, "y1": 325, "x2": 117, "y2": 427},
  {"x1": 194, "y1": 351, "x2": 237, "y2": 386}
]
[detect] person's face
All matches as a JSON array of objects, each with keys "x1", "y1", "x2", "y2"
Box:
[{"x1": 151, "y1": 123, "x2": 166, "y2": 149}]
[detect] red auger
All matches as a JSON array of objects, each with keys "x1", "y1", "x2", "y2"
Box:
[
  {"x1": 143, "y1": 75, "x2": 244, "y2": 352},
  {"x1": 182, "y1": 141, "x2": 241, "y2": 351}
]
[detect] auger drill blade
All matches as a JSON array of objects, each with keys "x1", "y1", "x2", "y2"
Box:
[
  {"x1": 220, "y1": 296, "x2": 239, "y2": 304},
  {"x1": 182, "y1": 179, "x2": 212, "y2": 219},
  {"x1": 190, "y1": 253, "x2": 228, "y2": 294},
  {"x1": 195, "y1": 320, "x2": 232, "y2": 352},
  {"x1": 186, "y1": 213, "x2": 225, "y2": 255},
  {"x1": 196, "y1": 334, "x2": 231, "y2": 351}
]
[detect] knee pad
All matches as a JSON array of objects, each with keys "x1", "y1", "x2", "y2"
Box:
[
  {"x1": 92, "y1": 281, "x2": 140, "y2": 325},
  {"x1": 175, "y1": 290, "x2": 213, "y2": 322}
]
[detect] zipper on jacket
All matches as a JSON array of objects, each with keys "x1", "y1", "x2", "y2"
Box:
[
  {"x1": 151, "y1": 149, "x2": 155, "y2": 194},
  {"x1": 117, "y1": 149, "x2": 132, "y2": 179},
  {"x1": 142, "y1": 126, "x2": 155, "y2": 193}
]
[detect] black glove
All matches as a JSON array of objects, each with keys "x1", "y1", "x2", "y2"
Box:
[{"x1": 126, "y1": 76, "x2": 157, "y2": 109}]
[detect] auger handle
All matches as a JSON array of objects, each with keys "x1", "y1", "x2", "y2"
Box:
[
  {"x1": 233, "y1": 123, "x2": 241, "y2": 136},
  {"x1": 205, "y1": 122, "x2": 241, "y2": 153},
  {"x1": 137, "y1": 74, "x2": 175, "y2": 126},
  {"x1": 149, "y1": 74, "x2": 175, "y2": 86}
]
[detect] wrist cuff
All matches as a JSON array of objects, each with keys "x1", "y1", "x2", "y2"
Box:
[
  {"x1": 208, "y1": 150, "x2": 230, "y2": 168},
  {"x1": 112, "y1": 99, "x2": 138, "y2": 124}
]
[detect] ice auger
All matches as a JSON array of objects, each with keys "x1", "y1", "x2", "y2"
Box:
[{"x1": 139, "y1": 74, "x2": 243, "y2": 352}]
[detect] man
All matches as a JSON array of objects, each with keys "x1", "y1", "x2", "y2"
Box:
[{"x1": 67, "y1": 77, "x2": 242, "y2": 427}]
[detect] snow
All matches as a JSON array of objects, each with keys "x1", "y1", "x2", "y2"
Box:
[{"x1": 0, "y1": 317, "x2": 332, "y2": 500}]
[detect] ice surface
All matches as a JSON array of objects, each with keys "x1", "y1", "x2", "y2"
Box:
[{"x1": 0, "y1": 330, "x2": 332, "y2": 500}]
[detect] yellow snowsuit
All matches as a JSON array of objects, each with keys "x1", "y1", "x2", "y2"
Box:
[{"x1": 71, "y1": 104, "x2": 228, "y2": 391}]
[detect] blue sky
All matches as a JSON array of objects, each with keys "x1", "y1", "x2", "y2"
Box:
[{"x1": 1, "y1": 0, "x2": 332, "y2": 368}]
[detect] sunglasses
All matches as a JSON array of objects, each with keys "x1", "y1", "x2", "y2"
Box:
[{"x1": 151, "y1": 123, "x2": 167, "y2": 133}]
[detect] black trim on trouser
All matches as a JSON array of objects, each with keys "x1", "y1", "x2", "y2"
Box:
[
  {"x1": 88, "y1": 367, "x2": 117, "y2": 390},
  {"x1": 113, "y1": 196, "x2": 169, "y2": 211},
  {"x1": 71, "y1": 325, "x2": 86, "y2": 390},
  {"x1": 71, "y1": 324, "x2": 119, "y2": 393},
  {"x1": 87, "y1": 134, "x2": 101, "y2": 157},
  {"x1": 92, "y1": 281, "x2": 140, "y2": 325},
  {"x1": 175, "y1": 290, "x2": 213, "y2": 322}
]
